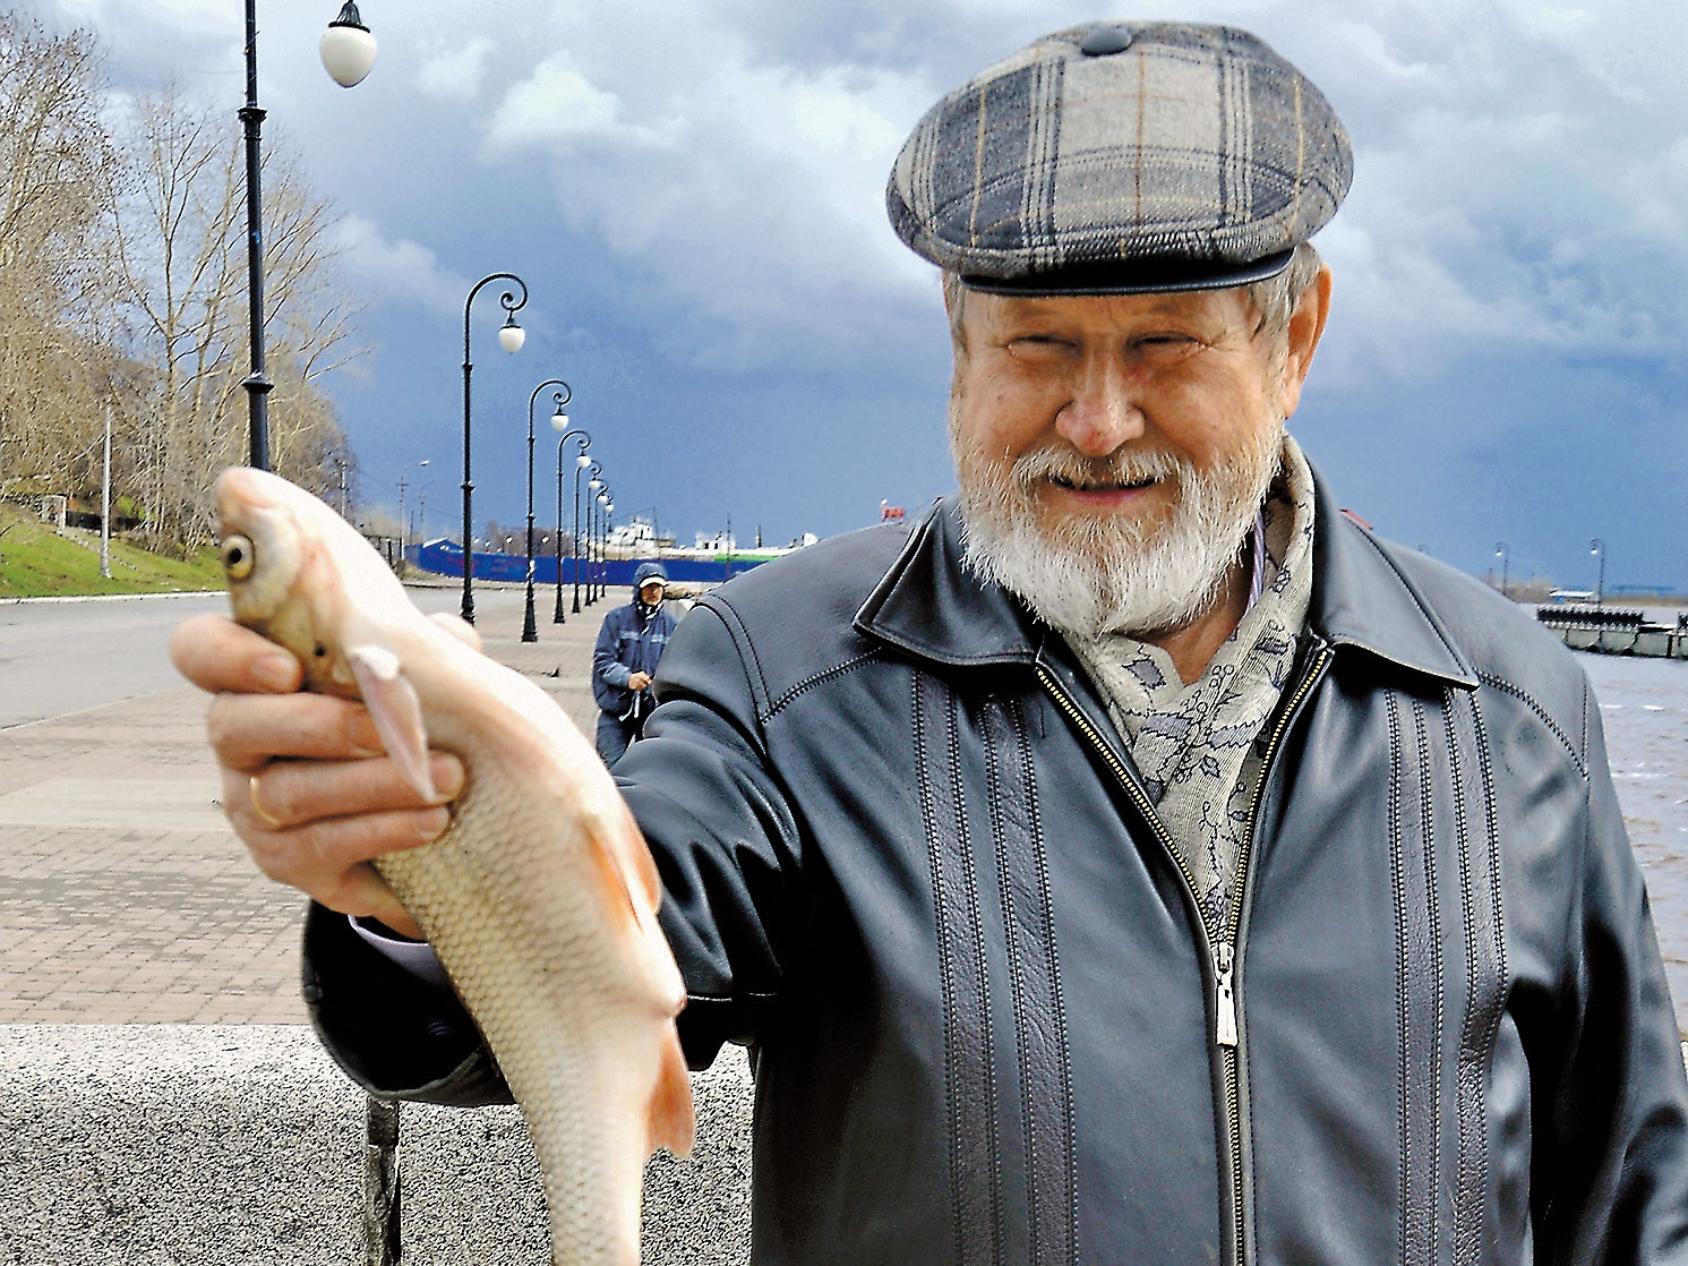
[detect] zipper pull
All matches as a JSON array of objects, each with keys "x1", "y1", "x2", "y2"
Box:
[{"x1": 1214, "y1": 942, "x2": 1238, "y2": 1048}]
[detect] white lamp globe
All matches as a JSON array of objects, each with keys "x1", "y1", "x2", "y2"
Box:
[
  {"x1": 497, "y1": 317, "x2": 526, "y2": 354},
  {"x1": 320, "y1": 4, "x2": 376, "y2": 88},
  {"x1": 550, "y1": 408, "x2": 569, "y2": 432},
  {"x1": 576, "y1": 453, "x2": 592, "y2": 469},
  {"x1": 590, "y1": 479, "x2": 602, "y2": 491}
]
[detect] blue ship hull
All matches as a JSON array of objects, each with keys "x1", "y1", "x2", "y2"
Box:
[{"x1": 408, "y1": 539, "x2": 775, "y2": 587}]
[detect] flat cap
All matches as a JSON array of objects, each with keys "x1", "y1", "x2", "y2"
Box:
[{"x1": 886, "y1": 21, "x2": 1352, "y2": 294}]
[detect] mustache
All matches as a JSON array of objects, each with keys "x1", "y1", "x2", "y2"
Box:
[{"x1": 1007, "y1": 445, "x2": 1190, "y2": 491}]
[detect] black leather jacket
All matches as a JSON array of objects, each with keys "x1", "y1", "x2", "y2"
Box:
[{"x1": 305, "y1": 475, "x2": 1688, "y2": 1265}]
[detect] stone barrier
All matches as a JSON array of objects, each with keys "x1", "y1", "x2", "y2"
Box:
[{"x1": 0, "y1": 1025, "x2": 752, "y2": 1265}]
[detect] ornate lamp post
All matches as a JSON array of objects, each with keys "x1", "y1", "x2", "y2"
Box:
[
  {"x1": 553, "y1": 428, "x2": 591, "y2": 623},
  {"x1": 1590, "y1": 538, "x2": 1605, "y2": 607},
  {"x1": 596, "y1": 487, "x2": 614, "y2": 601},
  {"x1": 1493, "y1": 542, "x2": 1509, "y2": 600},
  {"x1": 583, "y1": 465, "x2": 603, "y2": 607},
  {"x1": 570, "y1": 455, "x2": 595, "y2": 614},
  {"x1": 522, "y1": 379, "x2": 571, "y2": 642},
  {"x1": 458, "y1": 273, "x2": 528, "y2": 625},
  {"x1": 243, "y1": 3, "x2": 378, "y2": 471}
]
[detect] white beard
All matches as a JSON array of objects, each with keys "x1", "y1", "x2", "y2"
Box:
[{"x1": 952, "y1": 410, "x2": 1283, "y2": 641}]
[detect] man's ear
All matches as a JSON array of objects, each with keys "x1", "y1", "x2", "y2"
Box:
[{"x1": 1276, "y1": 264, "x2": 1333, "y2": 420}]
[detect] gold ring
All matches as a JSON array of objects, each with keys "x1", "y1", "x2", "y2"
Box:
[{"x1": 248, "y1": 774, "x2": 285, "y2": 828}]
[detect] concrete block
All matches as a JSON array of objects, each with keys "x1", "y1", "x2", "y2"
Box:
[{"x1": 0, "y1": 1025, "x2": 752, "y2": 1264}]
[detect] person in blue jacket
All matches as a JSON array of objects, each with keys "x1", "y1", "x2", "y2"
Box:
[{"x1": 590, "y1": 561, "x2": 677, "y2": 763}]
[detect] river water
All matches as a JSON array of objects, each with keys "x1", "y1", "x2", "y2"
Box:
[{"x1": 1583, "y1": 652, "x2": 1688, "y2": 1034}]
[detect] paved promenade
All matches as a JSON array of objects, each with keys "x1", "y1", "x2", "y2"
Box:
[
  {"x1": 0, "y1": 592, "x2": 1684, "y2": 1032},
  {"x1": 0, "y1": 585, "x2": 607, "y2": 1025}
]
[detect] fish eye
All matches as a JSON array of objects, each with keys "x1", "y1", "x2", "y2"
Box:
[{"x1": 220, "y1": 534, "x2": 255, "y2": 581}]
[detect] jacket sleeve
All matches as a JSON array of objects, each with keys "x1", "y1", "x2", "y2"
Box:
[
  {"x1": 615, "y1": 597, "x2": 805, "y2": 1070},
  {"x1": 1540, "y1": 684, "x2": 1688, "y2": 1264},
  {"x1": 301, "y1": 902, "x2": 512, "y2": 1106},
  {"x1": 594, "y1": 613, "x2": 632, "y2": 689}
]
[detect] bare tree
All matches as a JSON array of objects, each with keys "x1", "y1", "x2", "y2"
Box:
[
  {"x1": 106, "y1": 86, "x2": 359, "y2": 552},
  {"x1": 0, "y1": 12, "x2": 118, "y2": 498}
]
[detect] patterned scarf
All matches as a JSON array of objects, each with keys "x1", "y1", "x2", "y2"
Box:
[{"x1": 1069, "y1": 436, "x2": 1316, "y2": 932}]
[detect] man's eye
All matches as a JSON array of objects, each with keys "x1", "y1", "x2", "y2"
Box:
[
  {"x1": 1007, "y1": 335, "x2": 1073, "y2": 356},
  {"x1": 1132, "y1": 334, "x2": 1203, "y2": 362}
]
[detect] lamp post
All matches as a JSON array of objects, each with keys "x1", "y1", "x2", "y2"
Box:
[
  {"x1": 553, "y1": 429, "x2": 591, "y2": 623},
  {"x1": 571, "y1": 454, "x2": 595, "y2": 614},
  {"x1": 596, "y1": 487, "x2": 614, "y2": 600},
  {"x1": 522, "y1": 379, "x2": 571, "y2": 642},
  {"x1": 458, "y1": 273, "x2": 528, "y2": 625},
  {"x1": 1590, "y1": 538, "x2": 1605, "y2": 607},
  {"x1": 583, "y1": 465, "x2": 603, "y2": 607},
  {"x1": 242, "y1": 3, "x2": 378, "y2": 472},
  {"x1": 1493, "y1": 542, "x2": 1509, "y2": 600},
  {"x1": 397, "y1": 458, "x2": 427, "y2": 574}
]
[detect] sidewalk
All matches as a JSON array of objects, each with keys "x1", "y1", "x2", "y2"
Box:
[{"x1": 0, "y1": 599, "x2": 612, "y2": 1025}]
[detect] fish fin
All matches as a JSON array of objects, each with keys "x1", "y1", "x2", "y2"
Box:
[
  {"x1": 582, "y1": 804, "x2": 687, "y2": 1010},
  {"x1": 648, "y1": 1027, "x2": 695, "y2": 1158},
  {"x1": 346, "y1": 644, "x2": 436, "y2": 801}
]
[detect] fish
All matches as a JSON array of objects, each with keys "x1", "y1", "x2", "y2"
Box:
[{"x1": 214, "y1": 465, "x2": 694, "y2": 1265}]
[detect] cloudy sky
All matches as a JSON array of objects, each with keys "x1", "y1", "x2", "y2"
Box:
[{"x1": 31, "y1": 0, "x2": 1688, "y2": 590}]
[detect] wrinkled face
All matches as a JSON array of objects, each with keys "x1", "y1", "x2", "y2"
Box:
[
  {"x1": 639, "y1": 581, "x2": 665, "y2": 607},
  {"x1": 948, "y1": 284, "x2": 1305, "y2": 638}
]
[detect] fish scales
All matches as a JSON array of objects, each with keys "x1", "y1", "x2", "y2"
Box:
[{"x1": 214, "y1": 466, "x2": 693, "y2": 1266}]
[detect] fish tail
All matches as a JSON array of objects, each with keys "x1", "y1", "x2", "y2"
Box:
[{"x1": 648, "y1": 1025, "x2": 694, "y2": 1158}]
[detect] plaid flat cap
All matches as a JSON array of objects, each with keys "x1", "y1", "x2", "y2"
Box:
[{"x1": 887, "y1": 21, "x2": 1352, "y2": 294}]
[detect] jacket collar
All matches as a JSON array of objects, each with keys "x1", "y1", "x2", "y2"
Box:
[{"x1": 854, "y1": 469, "x2": 1478, "y2": 689}]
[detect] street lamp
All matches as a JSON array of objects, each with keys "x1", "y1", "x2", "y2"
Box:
[
  {"x1": 596, "y1": 487, "x2": 614, "y2": 601},
  {"x1": 1493, "y1": 542, "x2": 1509, "y2": 600},
  {"x1": 459, "y1": 272, "x2": 529, "y2": 625},
  {"x1": 553, "y1": 428, "x2": 591, "y2": 623},
  {"x1": 584, "y1": 466, "x2": 603, "y2": 607},
  {"x1": 522, "y1": 379, "x2": 571, "y2": 642},
  {"x1": 397, "y1": 458, "x2": 428, "y2": 573},
  {"x1": 320, "y1": 3, "x2": 377, "y2": 86},
  {"x1": 594, "y1": 487, "x2": 613, "y2": 603},
  {"x1": 1590, "y1": 538, "x2": 1605, "y2": 607},
  {"x1": 243, "y1": 3, "x2": 378, "y2": 471}
]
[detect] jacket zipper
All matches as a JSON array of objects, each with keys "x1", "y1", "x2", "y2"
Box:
[
  {"x1": 1036, "y1": 642, "x2": 1331, "y2": 1265},
  {"x1": 1216, "y1": 643, "x2": 1332, "y2": 1264}
]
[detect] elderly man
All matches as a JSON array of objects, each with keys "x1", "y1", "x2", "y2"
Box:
[{"x1": 174, "y1": 21, "x2": 1687, "y2": 1264}]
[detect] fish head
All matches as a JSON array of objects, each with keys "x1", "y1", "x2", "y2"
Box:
[{"x1": 216, "y1": 466, "x2": 403, "y2": 698}]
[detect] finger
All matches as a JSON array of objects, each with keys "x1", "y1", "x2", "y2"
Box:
[
  {"x1": 229, "y1": 753, "x2": 464, "y2": 831},
  {"x1": 430, "y1": 611, "x2": 482, "y2": 652},
  {"x1": 207, "y1": 692, "x2": 387, "y2": 771},
  {"x1": 316, "y1": 863, "x2": 425, "y2": 941},
  {"x1": 171, "y1": 613, "x2": 301, "y2": 695},
  {"x1": 240, "y1": 803, "x2": 450, "y2": 914}
]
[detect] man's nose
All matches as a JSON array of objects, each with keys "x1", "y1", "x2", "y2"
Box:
[{"x1": 1054, "y1": 359, "x2": 1146, "y2": 457}]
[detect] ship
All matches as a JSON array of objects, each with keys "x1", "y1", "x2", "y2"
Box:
[{"x1": 408, "y1": 513, "x2": 820, "y2": 587}]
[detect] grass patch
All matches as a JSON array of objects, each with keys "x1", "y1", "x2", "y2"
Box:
[{"x1": 0, "y1": 502, "x2": 223, "y2": 597}]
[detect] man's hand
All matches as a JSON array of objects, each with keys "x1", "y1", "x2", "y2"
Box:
[
  {"x1": 627, "y1": 671, "x2": 653, "y2": 691},
  {"x1": 169, "y1": 613, "x2": 466, "y2": 940}
]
